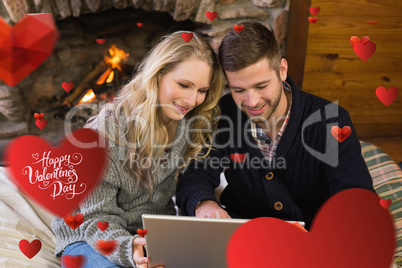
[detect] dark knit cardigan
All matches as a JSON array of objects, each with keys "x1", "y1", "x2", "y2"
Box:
[{"x1": 176, "y1": 77, "x2": 375, "y2": 229}]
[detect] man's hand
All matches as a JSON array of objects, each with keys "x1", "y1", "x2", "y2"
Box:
[
  {"x1": 132, "y1": 237, "x2": 164, "y2": 268},
  {"x1": 195, "y1": 200, "x2": 231, "y2": 218}
]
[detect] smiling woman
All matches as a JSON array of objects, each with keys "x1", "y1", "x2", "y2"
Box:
[{"x1": 51, "y1": 31, "x2": 224, "y2": 267}]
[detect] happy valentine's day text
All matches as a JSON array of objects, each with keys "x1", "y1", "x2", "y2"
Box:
[{"x1": 22, "y1": 151, "x2": 86, "y2": 200}]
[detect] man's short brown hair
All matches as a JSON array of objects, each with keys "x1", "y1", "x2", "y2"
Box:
[{"x1": 218, "y1": 21, "x2": 281, "y2": 76}]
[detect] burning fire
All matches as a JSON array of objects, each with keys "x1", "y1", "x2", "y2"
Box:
[{"x1": 79, "y1": 45, "x2": 129, "y2": 105}]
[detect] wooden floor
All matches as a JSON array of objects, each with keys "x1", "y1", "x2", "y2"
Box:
[{"x1": 362, "y1": 137, "x2": 402, "y2": 164}]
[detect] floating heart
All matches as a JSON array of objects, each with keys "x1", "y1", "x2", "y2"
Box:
[
  {"x1": 366, "y1": 21, "x2": 378, "y2": 25},
  {"x1": 137, "y1": 22, "x2": 143, "y2": 27},
  {"x1": 229, "y1": 153, "x2": 247, "y2": 163},
  {"x1": 360, "y1": 36, "x2": 370, "y2": 45},
  {"x1": 181, "y1": 32, "x2": 193, "y2": 42},
  {"x1": 350, "y1": 36, "x2": 370, "y2": 47},
  {"x1": 97, "y1": 221, "x2": 109, "y2": 231},
  {"x1": 380, "y1": 198, "x2": 392, "y2": 209},
  {"x1": 95, "y1": 39, "x2": 106, "y2": 44},
  {"x1": 34, "y1": 113, "x2": 44, "y2": 121},
  {"x1": 35, "y1": 119, "x2": 47, "y2": 129},
  {"x1": 308, "y1": 17, "x2": 318, "y2": 24},
  {"x1": 205, "y1": 11, "x2": 218, "y2": 21},
  {"x1": 353, "y1": 40, "x2": 376, "y2": 61},
  {"x1": 376, "y1": 86, "x2": 399, "y2": 106},
  {"x1": 62, "y1": 82, "x2": 74, "y2": 92},
  {"x1": 61, "y1": 255, "x2": 86, "y2": 268},
  {"x1": 309, "y1": 7, "x2": 320, "y2": 16},
  {"x1": 19, "y1": 239, "x2": 42, "y2": 259},
  {"x1": 137, "y1": 228, "x2": 148, "y2": 237},
  {"x1": 95, "y1": 240, "x2": 118, "y2": 255},
  {"x1": 233, "y1": 24, "x2": 244, "y2": 33},
  {"x1": 64, "y1": 213, "x2": 84, "y2": 230},
  {"x1": 5, "y1": 128, "x2": 107, "y2": 217},
  {"x1": 330, "y1": 126, "x2": 351, "y2": 143},
  {"x1": 227, "y1": 189, "x2": 395, "y2": 268},
  {"x1": 0, "y1": 14, "x2": 59, "y2": 86}
]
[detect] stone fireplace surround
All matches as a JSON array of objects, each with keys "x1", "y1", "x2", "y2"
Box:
[{"x1": 0, "y1": 0, "x2": 290, "y2": 164}]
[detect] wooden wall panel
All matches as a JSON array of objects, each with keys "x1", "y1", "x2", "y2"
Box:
[{"x1": 302, "y1": 0, "x2": 402, "y2": 138}]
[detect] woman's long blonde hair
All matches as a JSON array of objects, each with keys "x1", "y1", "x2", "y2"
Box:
[{"x1": 90, "y1": 31, "x2": 223, "y2": 195}]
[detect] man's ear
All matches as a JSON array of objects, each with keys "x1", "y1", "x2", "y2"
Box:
[{"x1": 279, "y1": 58, "x2": 288, "y2": 82}]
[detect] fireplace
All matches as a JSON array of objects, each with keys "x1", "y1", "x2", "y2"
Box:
[{"x1": 0, "y1": 0, "x2": 290, "y2": 165}]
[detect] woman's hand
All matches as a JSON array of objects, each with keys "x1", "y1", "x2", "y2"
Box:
[{"x1": 132, "y1": 236, "x2": 164, "y2": 268}]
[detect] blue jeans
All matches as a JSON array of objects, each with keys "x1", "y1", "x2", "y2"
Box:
[{"x1": 62, "y1": 241, "x2": 124, "y2": 267}]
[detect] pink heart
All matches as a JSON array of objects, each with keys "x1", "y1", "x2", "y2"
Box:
[
  {"x1": 5, "y1": 128, "x2": 107, "y2": 217},
  {"x1": 227, "y1": 189, "x2": 395, "y2": 268}
]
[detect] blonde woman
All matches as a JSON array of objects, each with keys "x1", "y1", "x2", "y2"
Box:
[{"x1": 51, "y1": 31, "x2": 223, "y2": 267}]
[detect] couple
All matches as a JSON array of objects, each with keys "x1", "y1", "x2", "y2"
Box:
[{"x1": 52, "y1": 21, "x2": 374, "y2": 267}]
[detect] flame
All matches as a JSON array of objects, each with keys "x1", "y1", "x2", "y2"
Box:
[
  {"x1": 78, "y1": 89, "x2": 96, "y2": 105},
  {"x1": 104, "y1": 45, "x2": 129, "y2": 71}
]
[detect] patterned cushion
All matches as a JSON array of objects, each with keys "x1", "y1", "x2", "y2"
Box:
[{"x1": 360, "y1": 141, "x2": 402, "y2": 266}]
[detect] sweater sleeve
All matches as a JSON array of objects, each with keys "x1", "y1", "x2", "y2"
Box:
[
  {"x1": 77, "y1": 154, "x2": 136, "y2": 267},
  {"x1": 324, "y1": 108, "x2": 375, "y2": 195}
]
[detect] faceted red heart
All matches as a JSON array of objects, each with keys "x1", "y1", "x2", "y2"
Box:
[
  {"x1": 5, "y1": 128, "x2": 107, "y2": 217},
  {"x1": 227, "y1": 189, "x2": 395, "y2": 268},
  {"x1": 330, "y1": 126, "x2": 351, "y2": 143},
  {"x1": 376, "y1": 86, "x2": 399, "y2": 106},
  {"x1": 205, "y1": 11, "x2": 218, "y2": 21},
  {"x1": 64, "y1": 213, "x2": 84, "y2": 230},
  {"x1": 34, "y1": 113, "x2": 44, "y2": 121},
  {"x1": 233, "y1": 24, "x2": 244, "y2": 33},
  {"x1": 379, "y1": 199, "x2": 392, "y2": 209},
  {"x1": 61, "y1": 255, "x2": 86, "y2": 268},
  {"x1": 35, "y1": 119, "x2": 47, "y2": 129},
  {"x1": 137, "y1": 228, "x2": 148, "y2": 237},
  {"x1": 0, "y1": 14, "x2": 59, "y2": 86},
  {"x1": 95, "y1": 240, "x2": 118, "y2": 255},
  {"x1": 137, "y1": 22, "x2": 143, "y2": 27},
  {"x1": 95, "y1": 39, "x2": 106, "y2": 44},
  {"x1": 97, "y1": 221, "x2": 109, "y2": 231},
  {"x1": 181, "y1": 32, "x2": 193, "y2": 42},
  {"x1": 308, "y1": 17, "x2": 318, "y2": 24},
  {"x1": 19, "y1": 239, "x2": 42, "y2": 259}
]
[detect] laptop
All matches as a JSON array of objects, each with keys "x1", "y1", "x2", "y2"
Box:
[{"x1": 142, "y1": 214, "x2": 305, "y2": 268}]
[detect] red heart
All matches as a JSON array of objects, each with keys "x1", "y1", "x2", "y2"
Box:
[
  {"x1": 34, "y1": 113, "x2": 45, "y2": 121},
  {"x1": 330, "y1": 126, "x2": 351, "y2": 143},
  {"x1": 233, "y1": 24, "x2": 244, "y2": 33},
  {"x1": 227, "y1": 189, "x2": 395, "y2": 268},
  {"x1": 353, "y1": 40, "x2": 376, "y2": 61},
  {"x1": 35, "y1": 119, "x2": 47, "y2": 129},
  {"x1": 19, "y1": 239, "x2": 42, "y2": 259},
  {"x1": 379, "y1": 198, "x2": 392, "y2": 209},
  {"x1": 137, "y1": 22, "x2": 143, "y2": 27},
  {"x1": 229, "y1": 153, "x2": 247, "y2": 163},
  {"x1": 308, "y1": 17, "x2": 318, "y2": 24},
  {"x1": 5, "y1": 128, "x2": 107, "y2": 217},
  {"x1": 0, "y1": 14, "x2": 59, "y2": 86},
  {"x1": 64, "y1": 213, "x2": 84, "y2": 230},
  {"x1": 181, "y1": 32, "x2": 193, "y2": 42},
  {"x1": 95, "y1": 38, "x2": 106, "y2": 44},
  {"x1": 309, "y1": 6, "x2": 320, "y2": 16},
  {"x1": 137, "y1": 228, "x2": 148, "y2": 237},
  {"x1": 62, "y1": 82, "x2": 74, "y2": 92},
  {"x1": 61, "y1": 255, "x2": 86, "y2": 268},
  {"x1": 205, "y1": 11, "x2": 218, "y2": 21},
  {"x1": 376, "y1": 86, "x2": 399, "y2": 106},
  {"x1": 97, "y1": 221, "x2": 109, "y2": 231},
  {"x1": 95, "y1": 240, "x2": 118, "y2": 255}
]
